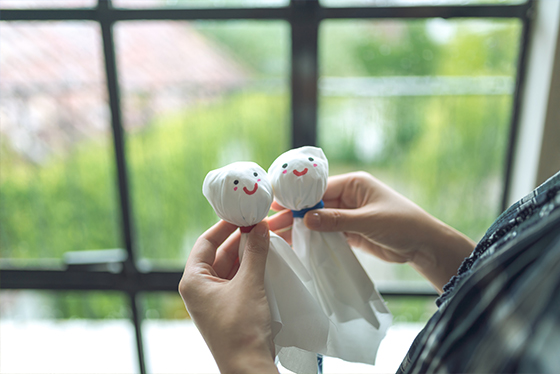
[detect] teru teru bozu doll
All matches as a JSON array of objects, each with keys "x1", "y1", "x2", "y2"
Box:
[
  {"x1": 268, "y1": 146, "x2": 392, "y2": 365},
  {"x1": 202, "y1": 161, "x2": 331, "y2": 374}
]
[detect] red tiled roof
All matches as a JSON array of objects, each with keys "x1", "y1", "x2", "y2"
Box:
[{"x1": 0, "y1": 21, "x2": 249, "y2": 161}]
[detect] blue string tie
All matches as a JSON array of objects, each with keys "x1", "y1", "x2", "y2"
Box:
[{"x1": 291, "y1": 200, "x2": 324, "y2": 218}]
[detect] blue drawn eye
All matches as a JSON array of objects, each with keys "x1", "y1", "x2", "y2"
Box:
[
  {"x1": 234, "y1": 180, "x2": 239, "y2": 185},
  {"x1": 282, "y1": 163, "x2": 288, "y2": 168}
]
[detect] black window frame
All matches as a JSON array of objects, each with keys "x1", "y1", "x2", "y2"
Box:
[{"x1": 0, "y1": 0, "x2": 534, "y2": 372}]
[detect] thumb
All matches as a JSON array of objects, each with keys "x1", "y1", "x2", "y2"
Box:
[
  {"x1": 237, "y1": 221, "x2": 270, "y2": 284},
  {"x1": 304, "y1": 208, "x2": 366, "y2": 233}
]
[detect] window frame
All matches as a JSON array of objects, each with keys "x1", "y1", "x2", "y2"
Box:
[{"x1": 0, "y1": 0, "x2": 535, "y2": 372}]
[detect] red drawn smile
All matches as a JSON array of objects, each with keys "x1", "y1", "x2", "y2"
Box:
[
  {"x1": 293, "y1": 168, "x2": 308, "y2": 177},
  {"x1": 243, "y1": 183, "x2": 258, "y2": 195}
]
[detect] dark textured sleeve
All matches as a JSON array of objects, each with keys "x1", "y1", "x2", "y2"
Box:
[{"x1": 397, "y1": 171, "x2": 560, "y2": 374}]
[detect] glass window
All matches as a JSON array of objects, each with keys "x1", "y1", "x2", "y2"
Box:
[
  {"x1": 140, "y1": 292, "x2": 218, "y2": 373},
  {"x1": 114, "y1": 20, "x2": 290, "y2": 267},
  {"x1": 320, "y1": 0, "x2": 527, "y2": 7},
  {"x1": 319, "y1": 18, "x2": 521, "y2": 283},
  {"x1": 0, "y1": 290, "x2": 136, "y2": 373},
  {"x1": 0, "y1": 21, "x2": 121, "y2": 264},
  {"x1": 113, "y1": 0, "x2": 289, "y2": 9},
  {"x1": 0, "y1": 0, "x2": 97, "y2": 9}
]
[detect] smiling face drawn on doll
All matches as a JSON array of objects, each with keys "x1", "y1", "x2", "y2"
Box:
[
  {"x1": 282, "y1": 156, "x2": 320, "y2": 178},
  {"x1": 229, "y1": 170, "x2": 262, "y2": 196},
  {"x1": 269, "y1": 147, "x2": 328, "y2": 211},
  {"x1": 203, "y1": 162, "x2": 273, "y2": 227},
  {"x1": 233, "y1": 171, "x2": 261, "y2": 195}
]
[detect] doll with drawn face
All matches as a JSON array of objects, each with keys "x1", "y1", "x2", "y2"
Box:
[
  {"x1": 203, "y1": 161, "x2": 270, "y2": 231},
  {"x1": 269, "y1": 147, "x2": 392, "y2": 365},
  {"x1": 268, "y1": 147, "x2": 328, "y2": 212},
  {"x1": 203, "y1": 161, "x2": 330, "y2": 374}
]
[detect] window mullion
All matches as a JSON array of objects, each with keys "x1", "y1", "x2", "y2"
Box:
[
  {"x1": 501, "y1": 0, "x2": 535, "y2": 211},
  {"x1": 99, "y1": 1, "x2": 146, "y2": 373},
  {"x1": 291, "y1": 1, "x2": 320, "y2": 147}
]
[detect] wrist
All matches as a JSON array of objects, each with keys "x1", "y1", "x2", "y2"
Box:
[
  {"x1": 410, "y1": 216, "x2": 475, "y2": 293},
  {"x1": 217, "y1": 346, "x2": 277, "y2": 374}
]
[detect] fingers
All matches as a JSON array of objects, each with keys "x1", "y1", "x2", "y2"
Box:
[
  {"x1": 236, "y1": 221, "x2": 270, "y2": 285},
  {"x1": 322, "y1": 172, "x2": 377, "y2": 208},
  {"x1": 267, "y1": 209, "x2": 293, "y2": 244},
  {"x1": 213, "y1": 229, "x2": 241, "y2": 278},
  {"x1": 270, "y1": 201, "x2": 286, "y2": 212},
  {"x1": 187, "y1": 220, "x2": 238, "y2": 268},
  {"x1": 321, "y1": 173, "x2": 352, "y2": 201},
  {"x1": 304, "y1": 207, "x2": 371, "y2": 234},
  {"x1": 267, "y1": 209, "x2": 293, "y2": 232}
]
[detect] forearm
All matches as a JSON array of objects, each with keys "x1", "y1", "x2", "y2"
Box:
[{"x1": 410, "y1": 215, "x2": 476, "y2": 293}]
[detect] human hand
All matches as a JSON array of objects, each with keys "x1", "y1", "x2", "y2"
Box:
[
  {"x1": 269, "y1": 172, "x2": 475, "y2": 292},
  {"x1": 179, "y1": 220, "x2": 278, "y2": 374}
]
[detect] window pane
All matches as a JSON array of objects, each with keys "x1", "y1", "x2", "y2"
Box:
[
  {"x1": 140, "y1": 292, "x2": 217, "y2": 373},
  {"x1": 319, "y1": 19, "x2": 521, "y2": 283},
  {"x1": 0, "y1": 22, "x2": 121, "y2": 263},
  {"x1": 115, "y1": 21, "x2": 290, "y2": 267},
  {"x1": 0, "y1": 290, "x2": 136, "y2": 373},
  {"x1": 0, "y1": 0, "x2": 96, "y2": 9},
  {"x1": 321, "y1": 0, "x2": 527, "y2": 7},
  {"x1": 113, "y1": 0, "x2": 289, "y2": 8}
]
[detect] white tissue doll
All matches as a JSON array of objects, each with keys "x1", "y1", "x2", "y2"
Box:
[
  {"x1": 203, "y1": 161, "x2": 330, "y2": 374},
  {"x1": 269, "y1": 147, "x2": 393, "y2": 365}
]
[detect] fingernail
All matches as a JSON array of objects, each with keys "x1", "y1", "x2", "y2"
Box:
[
  {"x1": 307, "y1": 212, "x2": 321, "y2": 229},
  {"x1": 254, "y1": 222, "x2": 269, "y2": 238}
]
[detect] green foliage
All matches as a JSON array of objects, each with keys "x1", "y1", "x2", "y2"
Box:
[
  {"x1": 0, "y1": 137, "x2": 121, "y2": 259},
  {"x1": 438, "y1": 20, "x2": 521, "y2": 76},
  {"x1": 320, "y1": 20, "x2": 441, "y2": 76},
  {"x1": 142, "y1": 292, "x2": 190, "y2": 320},
  {"x1": 385, "y1": 296, "x2": 438, "y2": 323},
  {"x1": 319, "y1": 18, "x2": 520, "y2": 241},
  {"x1": 0, "y1": 93, "x2": 289, "y2": 264},
  {"x1": 194, "y1": 21, "x2": 289, "y2": 77},
  {"x1": 320, "y1": 18, "x2": 521, "y2": 77}
]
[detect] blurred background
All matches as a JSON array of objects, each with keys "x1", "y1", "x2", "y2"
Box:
[{"x1": 1, "y1": 0, "x2": 558, "y2": 373}]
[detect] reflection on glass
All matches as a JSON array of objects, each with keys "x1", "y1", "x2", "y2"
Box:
[
  {"x1": 319, "y1": 19, "x2": 521, "y2": 282},
  {"x1": 113, "y1": 0, "x2": 289, "y2": 8},
  {"x1": 0, "y1": 22, "x2": 120, "y2": 262},
  {"x1": 321, "y1": 0, "x2": 527, "y2": 7},
  {"x1": 115, "y1": 21, "x2": 290, "y2": 266},
  {"x1": 0, "y1": 0, "x2": 96, "y2": 8},
  {"x1": 0, "y1": 290, "x2": 136, "y2": 373}
]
